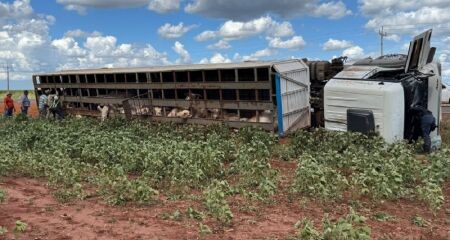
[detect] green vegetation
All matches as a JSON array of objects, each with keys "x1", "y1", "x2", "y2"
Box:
[
  {"x1": 0, "y1": 117, "x2": 449, "y2": 234},
  {"x1": 285, "y1": 129, "x2": 450, "y2": 210},
  {"x1": 293, "y1": 208, "x2": 371, "y2": 240},
  {"x1": 0, "y1": 226, "x2": 7, "y2": 235},
  {"x1": 0, "y1": 189, "x2": 6, "y2": 203},
  {"x1": 411, "y1": 215, "x2": 430, "y2": 228},
  {"x1": 13, "y1": 220, "x2": 27, "y2": 233},
  {"x1": 0, "y1": 117, "x2": 277, "y2": 223}
]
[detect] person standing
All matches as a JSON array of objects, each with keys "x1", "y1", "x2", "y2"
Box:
[
  {"x1": 49, "y1": 93, "x2": 64, "y2": 120},
  {"x1": 3, "y1": 92, "x2": 15, "y2": 117},
  {"x1": 420, "y1": 109, "x2": 437, "y2": 154},
  {"x1": 19, "y1": 90, "x2": 31, "y2": 116},
  {"x1": 38, "y1": 90, "x2": 50, "y2": 118}
]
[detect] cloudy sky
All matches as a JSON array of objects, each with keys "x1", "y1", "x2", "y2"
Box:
[{"x1": 0, "y1": 0, "x2": 449, "y2": 89}]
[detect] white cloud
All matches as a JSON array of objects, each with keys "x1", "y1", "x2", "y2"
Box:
[
  {"x1": 385, "y1": 34, "x2": 401, "y2": 42},
  {"x1": 0, "y1": 0, "x2": 33, "y2": 19},
  {"x1": 236, "y1": 48, "x2": 276, "y2": 61},
  {"x1": 195, "y1": 30, "x2": 216, "y2": 42},
  {"x1": 268, "y1": 36, "x2": 306, "y2": 50},
  {"x1": 197, "y1": 16, "x2": 295, "y2": 45},
  {"x1": 0, "y1": 0, "x2": 171, "y2": 82},
  {"x1": 157, "y1": 22, "x2": 195, "y2": 39},
  {"x1": 322, "y1": 38, "x2": 353, "y2": 51},
  {"x1": 185, "y1": 0, "x2": 351, "y2": 20},
  {"x1": 53, "y1": 34, "x2": 170, "y2": 70},
  {"x1": 360, "y1": 1, "x2": 450, "y2": 37},
  {"x1": 207, "y1": 40, "x2": 231, "y2": 49},
  {"x1": 218, "y1": 16, "x2": 294, "y2": 40},
  {"x1": 56, "y1": 0, "x2": 180, "y2": 14},
  {"x1": 402, "y1": 43, "x2": 411, "y2": 51},
  {"x1": 359, "y1": 0, "x2": 449, "y2": 16},
  {"x1": 0, "y1": 0, "x2": 55, "y2": 81},
  {"x1": 311, "y1": 1, "x2": 352, "y2": 19},
  {"x1": 266, "y1": 21, "x2": 295, "y2": 38},
  {"x1": 56, "y1": 0, "x2": 150, "y2": 14},
  {"x1": 64, "y1": 29, "x2": 102, "y2": 38},
  {"x1": 343, "y1": 46, "x2": 365, "y2": 60},
  {"x1": 172, "y1": 41, "x2": 191, "y2": 64},
  {"x1": 365, "y1": 7, "x2": 450, "y2": 32},
  {"x1": 148, "y1": 0, "x2": 180, "y2": 13},
  {"x1": 52, "y1": 37, "x2": 87, "y2": 57},
  {"x1": 439, "y1": 53, "x2": 447, "y2": 63},
  {"x1": 200, "y1": 53, "x2": 232, "y2": 64}
]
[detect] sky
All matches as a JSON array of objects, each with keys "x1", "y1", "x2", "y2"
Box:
[{"x1": 0, "y1": 0, "x2": 449, "y2": 90}]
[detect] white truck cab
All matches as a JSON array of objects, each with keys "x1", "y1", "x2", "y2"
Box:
[{"x1": 324, "y1": 29, "x2": 442, "y2": 148}]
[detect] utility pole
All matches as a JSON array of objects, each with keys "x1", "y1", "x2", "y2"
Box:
[
  {"x1": 379, "y1": 26, "x2": 388, "y2": 56},
  {"x1": 6, "y1": 63, "x2": 10, "y2": 92}
]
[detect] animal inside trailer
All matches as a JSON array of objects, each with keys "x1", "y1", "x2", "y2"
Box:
[{"x1": 32, "y1": 60, "x2": 311, "y2": 136}]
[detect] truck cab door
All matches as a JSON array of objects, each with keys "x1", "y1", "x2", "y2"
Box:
[{"x1": 405, "y1": 29, "x2": 432, "y2": 73}]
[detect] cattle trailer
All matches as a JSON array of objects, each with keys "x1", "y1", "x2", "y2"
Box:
[{"x1": 33, "y1": 60, "x2": 310, "y2": 136}]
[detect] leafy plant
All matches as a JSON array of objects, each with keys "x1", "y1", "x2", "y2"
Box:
[
  {"x1": 204, "y1": 180, "x2": 233, "y2": 224},
  {"x1": 294, "y1": 208, "x2": 371, "y2": 240},
  {"x1": 0, "y1": 189, "x2": 6, "y2": 203},
  {"x1": 292, "y1": 155, "x2": 348, "y2": 199},
  {"x1": 97, "y1": 168, "x2": 158, "y2": 205},
  {"x1": 287, "y1": 129, "x2": 450, "y2": 208},
  {"x1": 0, "y1": 226, "x2": 7, "y2": 235},
  {"x1": 411, "y1": 215, "x2": 430, "y2": 227},
  {"x1": 373, "y1": 212, "x2": 394, "y2": 222},
  {"x1": 161, "y1": 210, "x2": 183, "y2": 221},
  {"x1": 187, "y1": 207, "x2": 205, "y2": 221},
  {"x1": 199, "y1": 223, "x2": 212, "y2": 235},
  {"x1": 14, "y1": 220, "x2": 27, "y2": 233}
]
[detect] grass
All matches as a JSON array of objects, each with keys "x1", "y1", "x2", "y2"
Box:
[{"x1": 441, "y1": 120, "x2": 450, "y2": 147}]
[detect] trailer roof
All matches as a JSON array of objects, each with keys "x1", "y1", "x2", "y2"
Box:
[{"x1": 34, "y1": 60, "x2": 304, "y2": 76}]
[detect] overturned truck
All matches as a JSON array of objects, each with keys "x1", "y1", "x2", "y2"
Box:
[
  {"x1": 325, "y1": 29, "x2": 442, "y2": 147},
  {"x1": 33, "y1": 60, "x2": 311, "y2": 136}
]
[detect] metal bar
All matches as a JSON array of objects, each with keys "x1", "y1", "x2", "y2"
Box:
[
  {"x1": 282, "y1": 88, "x2": 307, "y2": 96},
  {"x1": 151, "y1": 117, "x2": 274, "y2": 131},
  {"x1": 275, "y1": 73, "x2": 284, "y2": 136},
  {"x1": 62, "y1": 96, "x2": 273, "y2": 110},
  {"x1": 282, "y1": 106, "x2": 309, "y2": 117},
  {"x1": 279, "y1": 73, "x2": 309, "y2": 88},
  {"x1": 35, "y1": 81, "x2": 272, "y2": 90}
]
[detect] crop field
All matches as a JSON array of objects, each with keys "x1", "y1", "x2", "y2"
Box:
[{"x1": 0, "y1": 118, "x2": 449, "y2": 239}]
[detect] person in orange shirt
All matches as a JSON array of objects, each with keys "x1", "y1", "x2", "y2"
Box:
[{"x1": 3, "y1": 92, "x2": 15, "y2": 117}]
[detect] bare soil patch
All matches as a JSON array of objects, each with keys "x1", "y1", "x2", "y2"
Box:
[{"x1": 1, "y1": 162, "x2": 449, "y2": 240}]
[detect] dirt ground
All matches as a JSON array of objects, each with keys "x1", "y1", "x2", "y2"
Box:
[
  {"x1": 0, "y1": 101, "x2": 39, "y2": 118},
  {"x1": 0, "y1": 160, "x2": 449, "y2": 240}
]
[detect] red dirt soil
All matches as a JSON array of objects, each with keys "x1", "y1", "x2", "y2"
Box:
[
  {"x1": 0, "y1": 101, "x2": 39, "y2": 118},
  {"x1": 1, "y1": 160, "x2": 449, "y2": 240}
]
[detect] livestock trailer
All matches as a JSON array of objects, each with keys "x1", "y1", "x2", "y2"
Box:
[{"x1": 33, "y1": 60, "x2": 310, "y2": 136}]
